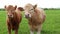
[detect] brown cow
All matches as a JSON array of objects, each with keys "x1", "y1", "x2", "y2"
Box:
[
  {"x1": 24, "y1": 4, "x2": 46, "y2": 34},
  {"x1": 5, "y1": 5, "x2": 22, "y2": 34}
]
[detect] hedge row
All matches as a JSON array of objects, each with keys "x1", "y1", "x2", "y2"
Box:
[
  {"x1": 0, "y1": 9, "x2": 5, "y2": 11},
  {"x1": 0, "y1": 8, "x2": 60, "y2": 11}
]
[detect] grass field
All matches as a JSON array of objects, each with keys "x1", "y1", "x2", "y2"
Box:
[{"x1": 0, "y1": 9, "x2": 60, "y2": 34}]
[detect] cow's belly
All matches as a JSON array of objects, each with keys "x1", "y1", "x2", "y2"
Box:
[{"x1": 29, "y1": 23, "x2": 41, "y2": 31}]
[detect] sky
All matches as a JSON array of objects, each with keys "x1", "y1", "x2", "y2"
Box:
[{"x1": 0, "y1": 0, "x2": 60, "y2": 8}]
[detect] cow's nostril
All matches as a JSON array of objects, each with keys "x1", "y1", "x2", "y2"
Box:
[
  {"x1": 10, "y1": 15, "x2": 12, "y2": 16},
  {"x1": 28, "y1": 14, "x2": 29, "y2": 16},
  {"x1": 25, "y1": 14, "x2": 29, "y2": 18},
  {"x1": 25, "y1": 15, "x2": 27, "y2": 17},
  {"x1": 8, "y1": 15, "x2": 12, "y2": 17},
  {"x1": 8, "y1": 15, "x2": 9, "y2": 16}
]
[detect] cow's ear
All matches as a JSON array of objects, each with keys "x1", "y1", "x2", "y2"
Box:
[
  {"x1": 4, "y1": 5, "x2": 7, "y2": 10},
  {"x1": 14, "y1": 5, "x2": 17, "y2": 10},
  {"x1": 33, "y1": 4, "x2": 37, "y2": 9},
  {"x1": 18, "y1": 7, "x2": 24, "y2": 11},
  {"x1": 4, "y1": 5, "x2": 7, "y2": 9}
]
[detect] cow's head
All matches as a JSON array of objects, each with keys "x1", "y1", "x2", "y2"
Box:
[
  {"x1": 24, "y1": 3, "x2": 37, "y2": 18},
  {"x1": 5, "y1": 5, "x2": 17, "y2": 18}
]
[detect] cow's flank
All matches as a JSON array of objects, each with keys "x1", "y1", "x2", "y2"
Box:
[
  {"x1": 24, "y1": 3, "x2": 46, "y2": 34},
  {"x1": 5, "y1": 5, "x2": 22, "y2": 34}
]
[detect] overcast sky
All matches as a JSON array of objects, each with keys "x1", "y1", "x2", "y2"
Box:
[{"x1": 0, "y1": 0, "x2": 60, "y2": 8}]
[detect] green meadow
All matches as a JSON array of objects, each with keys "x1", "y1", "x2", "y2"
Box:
[{"x1": 0, "y1": 9, "x2": 60, "y2": 34}]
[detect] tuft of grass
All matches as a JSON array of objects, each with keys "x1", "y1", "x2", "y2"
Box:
[{"x1": 0, "y1": 9, "x2": 60, "y2": 34}]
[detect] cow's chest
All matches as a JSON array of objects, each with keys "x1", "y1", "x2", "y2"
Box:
[
  {"x1": 29, "y1": 16, "x2": 42, "y2": 26},
  {"x1": 9, "y1": 18, "x2": 19, "y2": 26}
]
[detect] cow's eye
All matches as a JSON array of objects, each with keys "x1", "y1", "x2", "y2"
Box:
[
  {"x1": 29, "y1": 9, "x2": 34, "y2": 11},
  {"x1": 31, "y1": 9, "x2": 33, "y2": 10},
  {"x1": 11, "y1": 10, "x2": 12, "y2": 12}
]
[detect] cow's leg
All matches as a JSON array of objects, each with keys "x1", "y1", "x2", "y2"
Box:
[
  {"x1": 29, "y1": 25, "x2": 34, "y2": 34},
  {"x1": 15, "y1": 29, "x2": 18, "y2": 34},
  {"x1": 37, "y1": 25, "x2": 42, "y2": 34},
  {"x1": 30, "y1": 30, "x2": 34, "y2": 34},
  {"x1": 37, "y1": 30, "x2": 40, "y2": 34},
  {"x1": 30, "y1": 27, "x2": 34, "y2": 34},
  {"x1": 15, "y1": 25, "x2": 19, "y2": 34},
  {"x1": 8, "y1": 25, "x2": 11, "y2": 34}
]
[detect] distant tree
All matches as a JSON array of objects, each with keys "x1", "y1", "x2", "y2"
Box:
[{"x1": 0, "y1": 9, "x2": 5, "y2": 11}]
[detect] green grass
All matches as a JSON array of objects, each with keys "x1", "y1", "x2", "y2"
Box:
[{"x1": 0, "y1": 9, "x2": 60, "y2": 34}]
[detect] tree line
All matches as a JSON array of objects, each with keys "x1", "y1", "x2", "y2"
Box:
[{"x1": 0, "y1": 8, "x2": 60, "y2": 11}]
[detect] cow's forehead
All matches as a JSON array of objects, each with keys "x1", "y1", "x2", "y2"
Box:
[
  {"x1": 7, "y1": 5, "x2": 14, "y2": 11},
  {"x1": 25, "y1": 4, "x2": 33, "y2": 9},
  {"x1": 7, "y1": 7, "x2": 14, "y2": 10}
]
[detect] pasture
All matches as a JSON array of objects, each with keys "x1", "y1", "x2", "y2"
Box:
[{"x1": 0, "y1": 9, "x2": 60, "y2": 34}]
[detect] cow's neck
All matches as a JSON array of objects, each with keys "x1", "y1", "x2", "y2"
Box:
[
  {"x1": 31, "y1": 9, "x2": 40, "y2": 19},
  {"x1": 29, "y1": 9, "x2": 41, "y2": 23}
]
